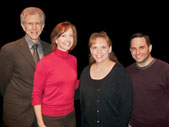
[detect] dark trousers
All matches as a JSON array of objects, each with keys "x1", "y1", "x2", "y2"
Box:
[{"x1": 43, "y1": 110, "x2": 76, "y2": 127}]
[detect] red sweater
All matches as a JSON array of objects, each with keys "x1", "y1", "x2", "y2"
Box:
[{"x1": 32, "y1": 48, "x2": 79, "y2": 116}]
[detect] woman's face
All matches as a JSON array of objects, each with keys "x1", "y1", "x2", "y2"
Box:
[
  {"x1": 90, "y1": 37, "x2": 111, "y2": 63},
  {"x1": 56, "y1": 28, "x2": 74, "y2": 51}
]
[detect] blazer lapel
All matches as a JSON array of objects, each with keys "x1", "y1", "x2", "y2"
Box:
[{"x1": 18, "y1": 37, "x2": 36, "y2": 69}]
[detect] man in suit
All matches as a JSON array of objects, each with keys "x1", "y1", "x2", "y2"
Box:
[{"x1": 0, "y1": 7, "x2": 51, "y2": 127}]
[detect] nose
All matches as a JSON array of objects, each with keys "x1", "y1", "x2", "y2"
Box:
[
  {"x1": 67, "y1": 36, "x2": 70, "y2": 41},
  {"x1": 96, "y1": 48, "x2": 101, "y2": 54},
  {"x1": 136, "y1": 49, "x2": 140, "y2": 55},
  {"x1": 63, "y1": 35, "x2": 69, "y2": 41},
  {"x1": 32, "y1": 23, "x2": 38, "y2": 29},
  {"x1": 32, "y1": 23, "x2": 36, "y2": 29}
]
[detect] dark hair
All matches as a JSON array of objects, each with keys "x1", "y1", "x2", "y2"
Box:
[
  {"x1": 88, "y1": 31, "x2": 120, "y2": 64},
  {"x1": 50, "y1": 21, "x2": 77, "y2": 51},
  {"x1": 130, "y1": 33, "x2": 151, "y2": 46}
]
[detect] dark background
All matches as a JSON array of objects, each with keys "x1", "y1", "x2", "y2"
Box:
[{"x1": 0, "y1": 0, "x2": 169, "y2": 126}]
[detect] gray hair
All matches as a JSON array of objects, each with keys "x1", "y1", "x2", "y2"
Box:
[{"x1": 20, "y1": 7, "x2": 45, "y2": 25}]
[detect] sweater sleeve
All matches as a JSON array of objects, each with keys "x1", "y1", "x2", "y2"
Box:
[
  {"x1": 165, "y1": 67, "x2": 169, "y2": 94},
  {"x1": 79, "y1": 66, "x2": 89, "y2": 127},
  {"x1": 70, "y1": 55, "x2": 79, "y2": 90},
  {"x1": 32, "y1": 60, "x2": 49, "y2": 105},
  {"x1": 75, "y1": 80, "x2": 79, "y2": 89},
  {"x1": 117, "y1": 68, "x2": 133, "y2": 126}
]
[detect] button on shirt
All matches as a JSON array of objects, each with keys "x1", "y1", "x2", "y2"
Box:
[
  {"x1": 95, "y1": 81, "x2": 102, "y2": 125},
  {"x1": 81, "y1": 73, "x2": 103, "y2": 127}
]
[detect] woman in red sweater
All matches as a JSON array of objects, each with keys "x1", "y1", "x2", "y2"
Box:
[{"x1": 32, "y1": 21, "x2": 79, "y2": 127}]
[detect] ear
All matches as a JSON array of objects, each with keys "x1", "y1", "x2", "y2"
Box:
[
  {"x1": 129, "y1": 47, "x2": 132, "y2": 52},
  {"x1": 42, "y1": 24, "x2": 45, "y2": 30},
  {"x1": 109, "y1": 46, "x2": 112, "y2": 53},
  {"x1": 149, "y1": 44, "x2": 152, "y2": 53},
  {"x1": 90, "y1": 47, "x2": 92, "y2": 54},
  {"x1": 21, "y1": 23, "x2": 25, "y2": 31}
]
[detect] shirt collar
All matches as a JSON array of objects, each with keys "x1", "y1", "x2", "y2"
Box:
[{"x1": 25, "y1": 35, "x2": 42, "y2": 49}]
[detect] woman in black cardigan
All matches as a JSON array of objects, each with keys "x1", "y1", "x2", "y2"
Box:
[{"x1": 79, "y1": 31, "x2": 133, "y2": 127}]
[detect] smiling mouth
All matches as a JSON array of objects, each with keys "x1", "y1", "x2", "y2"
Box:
[
  {"x1": 31, "y1": 32, "x2": 38, "y2": 35},
  {"x1": 63, "y1": 42, "x2": 71, "y2": 46},
  {"x1": 135, "y1": 55, "x2": 142, "y2": 59},
  {"x1": 96, "y1": 55, "x2": 103, "y2": 58}
]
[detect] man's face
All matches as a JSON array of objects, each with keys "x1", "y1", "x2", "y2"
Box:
[
  {"x1": 21, "y1": 14, "x2": 44, "y2": 43},
  {"x1": 130, "y1": 37, "x2": 152, "y2": 67}
]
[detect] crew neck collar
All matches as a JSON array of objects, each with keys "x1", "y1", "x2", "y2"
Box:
[{"x1": 136, "y1": 58, "x2": 156, "y2": 70}]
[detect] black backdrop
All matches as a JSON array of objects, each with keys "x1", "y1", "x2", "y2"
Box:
[{"x1": 0, "y1": 0, "x2": 169, "y2": 126}]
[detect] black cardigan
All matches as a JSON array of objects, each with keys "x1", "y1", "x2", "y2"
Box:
[{"x1": 80, "y1": 63, "x2": 133, "y2": 127}]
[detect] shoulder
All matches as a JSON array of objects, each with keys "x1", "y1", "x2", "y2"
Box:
[
  {"x1": 114, "y1": 63, "x2": 128, "y2": 74},
  {"x1": 35, "y1": 54, "x2": 52, "y2": 73},
  {"x1": 36, "y1": 52, "x2": 57, "y2": 70},
  {"x1": 113, "y1": 64, "x2": 132, "y2": 84},
  {"x1": 126, "y1": 62, "x2": 136, "y2": 69},
  {"x1": 0, "y1": 38, "x2": 24, "y2": 52},
  {"x1": 38, "y1": 52, "x2": 54, "y2": 63},
  {"x1": 80, "y1": 65, "x2": 90, "y2": 76},
  {"x1": 79, "y1": 65, "x2": 90, "y2": 84},
  {"x1": 107, "y1": 64, "x2": 131, "y2": 83},
  {"x1": 82, "y1": 65, "x2": 90, "y2": 73},
  {"x1": 40, "y1": 40, "x2": 51, "y2": 53},
  {"x1": 68, "y1": 54, "x2": 77, "y2": 63},
  {"x1": 41, "y1": 40, "x2": 50, "y2": 47},
  {"x1": 154, "y1": 59, "x2": 169, "y2": 74},
  {"x1": 126, "y1": 63, "x2": 136, "y2": 72},
  {"x1": 155, "y1": 59, "x2": 169, "y2": 67}
]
